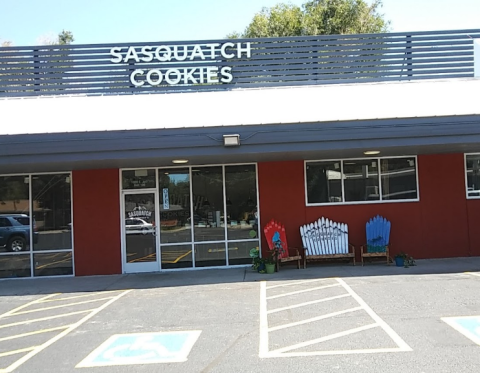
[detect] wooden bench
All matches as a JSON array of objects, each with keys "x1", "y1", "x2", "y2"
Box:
[{"x1": 300, "y1": 217, "x2": 355, "y2": 266}]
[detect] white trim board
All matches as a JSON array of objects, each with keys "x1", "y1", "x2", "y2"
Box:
[{"x1": 1, "y1": 78, "x2": 480, "y2": 136}]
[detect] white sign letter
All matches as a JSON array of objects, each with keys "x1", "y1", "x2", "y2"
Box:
[
  {"x1": 220, "y1": 42, "x2": 235, "y2": 59},
  {"x1": 130, "y1": 70, "x2": 144, "y2": 87},
  {"x1": 190, "y1": 45, "x2": 205, "y2": 60},
  {"x1": 146, "y1": 69, "x2": 163, "y2": 86},
  {"x1": 173, "y1": 45, "x2": 188, "y2": 61},
  {"x1": 124, "y1": 47, "x2": 140, "y2": 63},
  {"x1": 206, "y1": 66, "x2": 219, "y2": 83},
  {"x1": 183, "y1": 68, "x2": 198, "y2": 84},
  {"x1": 220, "y1": 67, "x2": 233, "y2": 83},
  {"x1": 165, "y1": 69, "x2": 182, "y2": 85},
  {"x1": 140, "y1": 46, "x2": 154, "y2": 62},
  {"x1": 237, "y1": 42, "x2": 251, "y2": 58},
  {"x1": 110, "y1": 47, "x2": 123, "y2": 63},
  {"x1": 155, "y1": 46, "x2": 172, "y2": 62},
  {"x1": 206, "y1": 43, "x2": 220, "y2": 59}
]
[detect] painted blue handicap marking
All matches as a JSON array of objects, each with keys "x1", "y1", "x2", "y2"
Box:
[
  {"x1": 442, "y1": 316, "x2": 480, "y2": 346},
  {"x1": 77, "y1": 331, "x2": 202, "y2": 367}
]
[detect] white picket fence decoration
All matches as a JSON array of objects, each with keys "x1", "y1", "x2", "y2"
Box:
[{"x1": 300, "y1": 217, "x2": 349, "y2": 256}]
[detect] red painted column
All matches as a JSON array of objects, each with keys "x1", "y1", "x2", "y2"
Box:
[
  {"x1": 417, "y1": 154, "x2": 469, "y2": 258},
  {"x1": 258, "y1": 161, "x2": 306, "y2": 255},
  {"x1": 72, "y1": 169, "x2": 121, "y2": 276},
  {"x1": 467, "y1": 200, "x2": 480, "y2": 257}
]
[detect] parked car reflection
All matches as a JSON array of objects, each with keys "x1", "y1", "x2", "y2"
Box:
[{"x1": 125, "y1": 218, "x2": 155, "y2": 235}]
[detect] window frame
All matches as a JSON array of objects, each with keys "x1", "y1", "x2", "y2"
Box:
[
  {"x1": 304, "y1": 155, "x2": 420, "y2": 206},
  {"x1": 0, "y1": 171, "x2": 74, "y2": 279},
  {"x1": 464, "y1": 153, "x2": 480, "y2": 200}
]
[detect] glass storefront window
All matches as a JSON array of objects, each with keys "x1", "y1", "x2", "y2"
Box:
[
  {"x1": 306, "y1": 161, "x2": 343, "y2": 203},
  {"x1": 194, "y1": 242, "x2": 226, "y2": 267},
  {"x1": 32, "y1": 174, "x2": 72, "y2": 251},
  {"x1": 380, "y1": 158, "x2": 418, "y2": 200},
  {"x1": 228, "y1": 241, "x2": 257, "y2": 266},
  {"x1": 192, "y1": 167, "x2": 225, "y2": 242},
  {"x1": 121, "y1": 164, "x2": 259, "y2": 271},
  {"x1": 225, "y1": 165, "x2": 258, "y2": 240},
  {"x1": 466, "y1": 155, "x2": 480, "y2": 198},
  {"x1": 34, "y1": 252, "x2": 73, "y2": 276},
  {"x1": 306, "y1": 157, "x2": 418, "y2": 204},
  {"x1": 161, "y1": 244, "x2": 193, "y2": 269},
  {"x1": 344, "y1": 160, "x2": 380, "y2": 202},
  {"x1": 124, "y1": 193, "x2": 157, "y2": 263},
  {"x1": 0, "y1": 175, "x2": 30, "y2": 254},
  {"x1": 0, "y1": 254, "x2": 31, "y2": 278},
  {"x1": 122, "y1": 169, "x2": 156, "y2": 189},
  {"x1": 159, "y1": 168, "x2": 192, "y2": 244},
  {"x1": 0, "y1": 173, "x2": 74, "y2": 278}
]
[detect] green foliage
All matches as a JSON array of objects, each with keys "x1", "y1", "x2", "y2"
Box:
[
  {"x1": 58, "y1": 30, "x2": 74, "y2": 45},
  {"x1": 394, "y1": 252, "x2": 416, "y2": 268},
  {"x1": 229, "y1": 0, "x2": 389, "y2": 38}
]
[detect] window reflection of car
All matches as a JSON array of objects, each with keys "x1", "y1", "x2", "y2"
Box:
[
  {"x1": 125, "y1": 218, "x2": 154, "y2": 235},
  {"x1": 0, "y1": 214, "x2": 39, "y2": 252},
  {"x1": 187, "y1": 215, "x2": 203, "y2": 225}
]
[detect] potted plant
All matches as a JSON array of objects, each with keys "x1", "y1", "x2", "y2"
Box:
[
  {"x1": 250, "y1": 248, "x2": 266, "y2": 272},
  {"x1": 264, "y1": 255, "x2": 276, "y2": 274},
  {"x1": 264, "y1": 244, "x2": 282, "y2": 274},
  {"x1": 394, "y1": 252, "x2": 416, "y2": 268}
]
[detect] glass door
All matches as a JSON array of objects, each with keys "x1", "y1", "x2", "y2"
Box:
[{"x1": 122, "y1": 192, "x2": 159, "y2": 273}]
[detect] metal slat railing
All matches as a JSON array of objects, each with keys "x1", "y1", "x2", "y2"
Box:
[{"x1": 0, "y1": 29, "x2": 479, "y2": 98}]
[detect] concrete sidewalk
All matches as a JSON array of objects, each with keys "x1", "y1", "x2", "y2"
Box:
[{"x1": 1, "y1": 256, "x2": 479, "y2": 297}]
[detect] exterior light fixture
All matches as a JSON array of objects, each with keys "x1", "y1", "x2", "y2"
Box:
[
  {"x1": 363, "y1": 150, "x2": 380, "y2": 155},
  {"x1": 172, "y1": 159, "x2": 188, "y2": 164},
  {"x1": 223, "y1": 134, "x2": 240, "y2": 147}
]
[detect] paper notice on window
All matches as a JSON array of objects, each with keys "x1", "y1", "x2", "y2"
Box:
[{"x1": 163, "y1": 188, "x2": 170, "y2": 210}]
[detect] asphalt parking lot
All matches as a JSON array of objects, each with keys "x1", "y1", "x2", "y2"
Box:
[{"x1": 1, "y1": 257, "x2": 480, "y2": 373}]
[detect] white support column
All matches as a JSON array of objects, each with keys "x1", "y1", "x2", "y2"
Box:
[{"x1": 474, "y1": 39, "x2": 480, "y2": 78}]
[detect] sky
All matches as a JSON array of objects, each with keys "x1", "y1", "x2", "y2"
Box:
[{"x1": 0, "y1": 0, "x2": 479, "y2": 46}]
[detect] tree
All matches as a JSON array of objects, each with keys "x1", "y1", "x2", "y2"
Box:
[
  {"x1": 36, "y1": 30, "x2": 74, "y2": 45},
  {"x1": 227, "y1": 0, "x2": 389, "y2": 38},
  {"x1": 58, "y1": 30, "x2": 74, "y2": 45}
]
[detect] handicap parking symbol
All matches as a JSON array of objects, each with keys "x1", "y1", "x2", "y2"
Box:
[
  {"x1": 442, "y1": 316, "x2": 480, "y2": 346},
  {"x1": 77, "y1": 331, "x2": 201, "y2": 367}
]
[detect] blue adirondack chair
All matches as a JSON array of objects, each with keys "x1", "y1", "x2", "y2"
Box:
[{"x1": 361, "y1": 215, "x2": 390, "y2": 266}]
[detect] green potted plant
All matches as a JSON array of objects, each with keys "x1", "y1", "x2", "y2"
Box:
[
  {"x1": 394, "y1": 252, "x2": 416, "y2": 268},
  {"x1": 264, "y1": 244, "x2": 281, "y2": 274},
  {"x1": 250, "y1": 248, "x2": 266, "y2": 272},
  {"x1": 264, "y1": 255, "x2": 276, "y2": 274}
]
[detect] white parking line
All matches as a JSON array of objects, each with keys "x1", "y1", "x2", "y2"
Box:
[
  {"x1": 0, "y1": 309, "x2": 95, "y2": 330},
  {"x1": 266, "y1": 283, "x2": 341, "y2": 300},
  {"x1": 267, "y1": 294, "x2": 349, "y2": 314},
  {"x1": 266, "y1": 278, "x2": 333, "y2": 290},
  {"x1": 337, "y1": 278, "x2": 412, "y2": 352},
  {"x1": 0, "y1": 290, "x2": 131, "y2": 373},
  {"x1": 466, "y1": 272, "x2": 480, "y2": 277},
  {"x1": 259, "y1": 278, "x2": 412, "y2": 358},
  {"x1": 271, "y1": 324, "x2": 379, "y2": 354},
  {"x1": 259, "y1": 281, "x2": 269, "y2": 358},
  {"x1": 268, "y1": 307, "x2": 362, "y2": 332}
]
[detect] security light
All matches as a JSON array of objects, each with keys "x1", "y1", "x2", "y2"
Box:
[{"x1": 223, "y1": 134, "x2": 240, "y2": 147}]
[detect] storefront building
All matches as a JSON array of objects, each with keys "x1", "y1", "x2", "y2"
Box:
[{"x1": 1, "y1": 29, "x2": 480, "y2": 278}]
